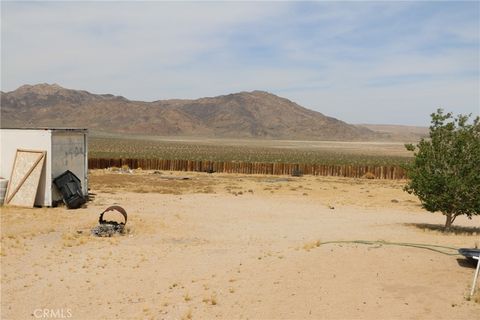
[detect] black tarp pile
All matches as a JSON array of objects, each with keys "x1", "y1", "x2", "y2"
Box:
[{"x1": 53, "y1": 170, "x2": 86, "y2": 209}]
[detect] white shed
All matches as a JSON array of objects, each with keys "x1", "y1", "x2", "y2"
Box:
[{"x1": 0, "y1": 128, "x2": 88, "y2": 207}]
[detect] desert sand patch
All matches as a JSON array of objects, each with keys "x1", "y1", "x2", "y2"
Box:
[{"x1": 1, "y1": 170, "x2": 479, "y2": 319}]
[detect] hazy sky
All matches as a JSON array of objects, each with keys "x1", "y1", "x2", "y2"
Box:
[{"x1": 1, "y1": 1, "x2": 479, "y2": 126}]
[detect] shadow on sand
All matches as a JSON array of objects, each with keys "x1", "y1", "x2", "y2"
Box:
[
  {"x1": 404, "y1": 223, "x2": 480, "y2": 235},
  {"x1": 456, "y1": 258, "x2": 477, "y2": 269}
]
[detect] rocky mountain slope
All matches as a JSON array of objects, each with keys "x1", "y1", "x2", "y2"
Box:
[{"x1": 1, "y1": 83, "x2": 381, "y2": 141}]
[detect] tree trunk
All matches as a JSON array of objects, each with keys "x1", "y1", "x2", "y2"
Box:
[{"x1": 445, "y1": 213, "x2": 453, "y2": 230}]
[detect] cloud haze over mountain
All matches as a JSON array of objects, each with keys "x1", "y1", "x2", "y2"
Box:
[{"x1": 2, "y1": 1, "x2": 479, "y2": 126}]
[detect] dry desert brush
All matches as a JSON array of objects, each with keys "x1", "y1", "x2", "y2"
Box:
[{"x1": 404, "y1": 109, "x2": 480, "y2": 229}]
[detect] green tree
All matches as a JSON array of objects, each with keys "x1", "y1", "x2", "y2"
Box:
[{"x1": 404, "y1": 109, "x2": 480, "y2": 229}]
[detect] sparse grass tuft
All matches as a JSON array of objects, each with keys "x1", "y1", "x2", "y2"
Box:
[
  {"x1": 473, "y1": 291, "x2": 480, "y2": 304},
  {"x1": 303, "y1": 240, "x2": 321, "y2": 251},
  {"x1": 61, "y1": 232, "x2": 89, "y2": 248},
  {"x1": 202, "y1": 294, "x2": 217, "y2": 305},
  {"x1": 181, "y1": 309, "x2": 192, "y2": 320}
]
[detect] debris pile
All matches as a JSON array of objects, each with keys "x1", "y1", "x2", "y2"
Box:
[
  {"x1": 107, "y1": 165, "x2": 133, "y2": 174},
  {"x1": 91, "y1": 205, "x2": 128, "y2": 237},
  {"x1": 291, "y1": 168, "x2": 303, "y2": 177}
]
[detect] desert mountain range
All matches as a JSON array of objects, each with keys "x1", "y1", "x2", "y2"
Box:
[{"x1": 0, "y1": 84, "x2": 426, "y2": 141}]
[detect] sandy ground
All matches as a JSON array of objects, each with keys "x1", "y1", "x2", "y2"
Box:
[{"x1": 1, "y1": 169, "x2": 479, "y2": 320}]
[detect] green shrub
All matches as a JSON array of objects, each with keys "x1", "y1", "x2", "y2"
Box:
[{"x1": 404, "y1": 109, "x2": 480, "y2": 229}]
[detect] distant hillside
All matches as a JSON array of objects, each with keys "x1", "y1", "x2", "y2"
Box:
[
  {"x1": 1, "y1": 83, "x2": 384, "y2": 141},
  {"x1": 358, "y1": 124, "x2": 428, "y2": 142}
]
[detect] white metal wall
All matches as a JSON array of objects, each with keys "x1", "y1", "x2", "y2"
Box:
[{"x1": 51, "y1": 131, "x2": 88, "y2": 200}]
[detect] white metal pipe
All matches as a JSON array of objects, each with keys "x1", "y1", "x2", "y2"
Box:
[{"x1": 471, "y1": 255, "x2": 480, "y2": 298}]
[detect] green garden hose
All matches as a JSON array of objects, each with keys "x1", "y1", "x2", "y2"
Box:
[{"x1": 318, "y1": 240, "x2": 460, "y2": 256}]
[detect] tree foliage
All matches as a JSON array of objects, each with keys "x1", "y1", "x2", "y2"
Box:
[{"x1": 404, "y1": 109, "x2": 480, "y2": 228}]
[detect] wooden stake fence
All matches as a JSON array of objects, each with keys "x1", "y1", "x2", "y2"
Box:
[{"x1": 88, "y1": 158, "x2": 407, "y2": 179}]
